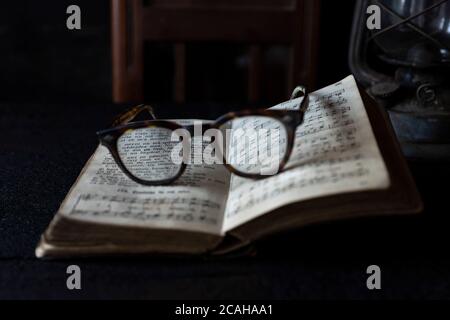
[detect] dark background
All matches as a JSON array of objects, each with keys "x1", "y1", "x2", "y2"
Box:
[
  {"x1": 0, "y1": 0, "x2": 355, "y2": 104},
  {"x1": 2, "y1": 1, "x2": 450, "y2": 300}
]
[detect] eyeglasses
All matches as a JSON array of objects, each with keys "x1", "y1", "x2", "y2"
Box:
[{"x1": 97, "y1": 87, "x2": 309, "y2": 186}]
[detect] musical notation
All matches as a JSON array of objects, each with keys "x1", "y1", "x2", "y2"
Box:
[
  {"x1": 59, "y1": 75, "x2": 389, "y2": 234},
  {"x1": 70, "y1": 193, "x2": 220, "y2": 226},
  {"x1": 223, "y1": 76, "x2": 390, "y2": 231},
  {"x1": 226, "y1": 165, "x2": 369, "y2": 218}
]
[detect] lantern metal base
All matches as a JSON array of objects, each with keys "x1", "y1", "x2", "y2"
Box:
[{"x1": 388, "y1": 108, "x2": 450, "y2": 161}]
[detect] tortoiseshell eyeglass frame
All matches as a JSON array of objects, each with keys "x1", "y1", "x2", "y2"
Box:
[{"x1": 97, "y1": 86, "x2": 309, "y2": 186}]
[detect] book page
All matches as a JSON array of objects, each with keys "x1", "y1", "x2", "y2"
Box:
[
  {"x1": 222, "y1": 75, "x2": 390, "y2": 232},
  {"x1": 58, "y1": 121, "x2": 230, "y2": 235}
]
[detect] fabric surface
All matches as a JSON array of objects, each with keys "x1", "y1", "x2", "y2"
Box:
[{"x1": 1, "y1": 102, "x2": 449, "y2": 299}]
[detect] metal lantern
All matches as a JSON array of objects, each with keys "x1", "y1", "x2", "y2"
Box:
[{"x1": 349, "y1": 0, "x2": 450, "y2": 159}]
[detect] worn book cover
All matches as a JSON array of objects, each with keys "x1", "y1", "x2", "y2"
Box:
[{"x1": 36, "y1": 75, "x2": 422, "y2": 258}]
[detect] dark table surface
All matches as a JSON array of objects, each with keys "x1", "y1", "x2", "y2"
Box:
[{"x1": 1, "y1": 102, "x2": 450, "y2": 299}]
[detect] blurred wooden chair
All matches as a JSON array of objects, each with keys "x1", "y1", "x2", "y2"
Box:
[{"x1": 111, "y1": 0, "x2": 320, "y2": 103}]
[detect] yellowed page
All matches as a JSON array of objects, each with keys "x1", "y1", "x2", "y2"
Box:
[
  {"x1": 222, "y1": 75, "x2": 390, "y2": 232},
  {"x1": 58, "y1": 121, "x2": 230, "y2": 235}
]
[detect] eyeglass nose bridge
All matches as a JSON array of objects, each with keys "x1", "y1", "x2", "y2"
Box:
[{"x1": 183, "y1": 122, "x2": 215, "y2": 137}]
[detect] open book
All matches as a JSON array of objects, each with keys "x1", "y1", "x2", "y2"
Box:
[{"x1": 36, "y1": 76, "x2": 422, "y2": 258}]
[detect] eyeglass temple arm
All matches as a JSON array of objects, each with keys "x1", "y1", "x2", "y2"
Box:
[
  {"x1": 290, "y1": 86, "x2": 309, "y2": 113},
  {"x1": 111, "y1": 104, "x2": 157, "y2": 127}
]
